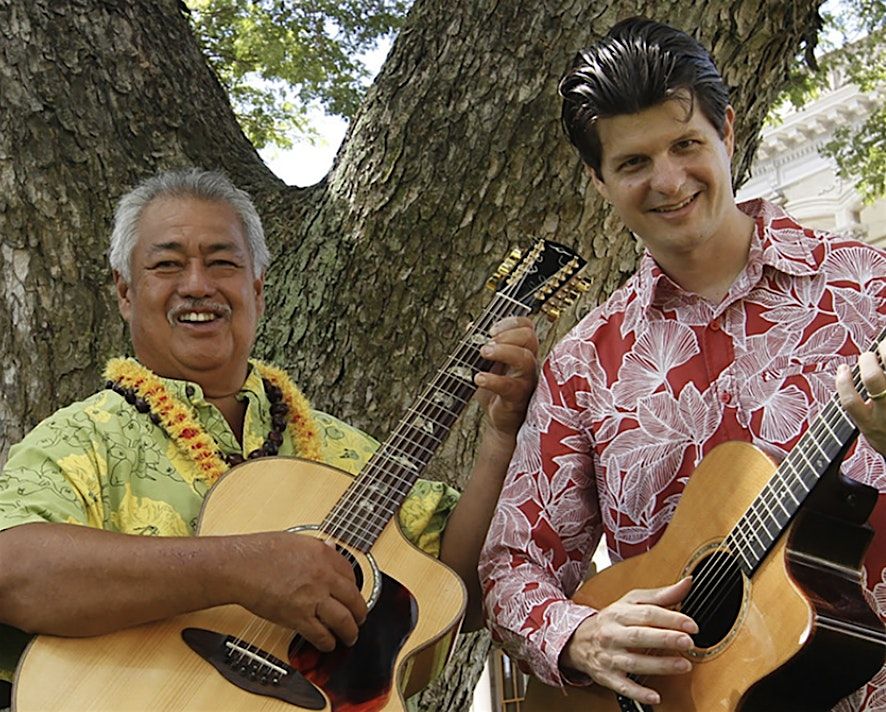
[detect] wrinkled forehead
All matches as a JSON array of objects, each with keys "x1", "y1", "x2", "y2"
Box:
[{"x1": 135, "y1": 196, "x2": 249, "y2": 255}]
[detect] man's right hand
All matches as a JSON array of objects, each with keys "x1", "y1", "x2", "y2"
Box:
[
  {"x1": 560, "y1": 577, "x2": 697, "y2": 706},
  {"x1": 232, "y1": 532, "x2": 367, "y2": 652}
]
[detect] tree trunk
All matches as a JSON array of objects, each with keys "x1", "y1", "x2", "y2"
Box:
[{"x1": 0, "y1": 0, "x2": 823, "y2": 708}]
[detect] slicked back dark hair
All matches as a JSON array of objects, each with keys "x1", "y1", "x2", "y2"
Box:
[{"x1": 559, "y1": 17, "x2": 730, "y2": 179}]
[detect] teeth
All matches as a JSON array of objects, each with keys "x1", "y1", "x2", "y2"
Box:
[
  {"x1": 179, "y1": 312, "x2": 217, "y2": 323},
  {"x1": 655, "y1": 195, "x2": 694, "y2": 212}
]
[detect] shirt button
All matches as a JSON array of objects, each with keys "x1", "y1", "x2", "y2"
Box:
[
  {"x1": 709, "y1": 320, "x2": 721, "y2": 331},
  {"x1": 720, "y1": 392, "x2": 732, "y2": 404}
]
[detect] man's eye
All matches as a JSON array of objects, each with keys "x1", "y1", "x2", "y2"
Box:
[
  {"x1": 619, "y1": 157, "x2": 645, "y2": 171},
  {"x1": 151, "y1": 261, "x2": 180, "y2": 270}
]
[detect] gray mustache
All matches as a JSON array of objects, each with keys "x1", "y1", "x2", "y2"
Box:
[{"x1": 167, "y1": 300, "x2": 232, "y2": 325}]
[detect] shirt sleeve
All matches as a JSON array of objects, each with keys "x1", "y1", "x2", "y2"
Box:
[
  {"x1": 0, "y1": 401, "x2": 107, "y2": 533},
  {"x1": 479, "y1": 355, "x2": 603, "y2": 687},
  {"x1": 311, "y1": 410, "x2": 460, "y2": 558}
]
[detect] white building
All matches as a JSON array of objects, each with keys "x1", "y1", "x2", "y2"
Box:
[{"x1": 737, "y1": 73, "x2": 886, "y2": 247}]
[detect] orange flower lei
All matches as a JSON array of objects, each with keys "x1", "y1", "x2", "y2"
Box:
[{"x1": 103, "y1": 358, "x2": 321, "y2": 484}]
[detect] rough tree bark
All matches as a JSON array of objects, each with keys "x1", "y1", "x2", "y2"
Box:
[{"x1": 0, "y1": 0, "x2": 822, "y2": 709}]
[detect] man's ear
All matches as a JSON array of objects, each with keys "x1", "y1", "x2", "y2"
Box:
[
  {"x1": 113, "y1": 271, "x2": 133, "y2": 322},
  {"x1": 722, "y1": 105, "x2": 737, "y2": 159},
  {"x1": 586, "y1": 165, "x2": 610, "y2": 202},
  {"x1": 254, "y1": 271, "x2": 266, "y2": 319}
]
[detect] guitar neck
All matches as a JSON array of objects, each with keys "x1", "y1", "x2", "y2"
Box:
[
  {"x1": 322, "y1": 292, "x2": 532, "y2": 552},
  {"x1": 726, "y1": 325, "x2": 886, "y2": 574}
]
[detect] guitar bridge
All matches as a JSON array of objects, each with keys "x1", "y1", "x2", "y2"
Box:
[{"x1": 181, "y1": 627, "x2": 325, "y2": 709}]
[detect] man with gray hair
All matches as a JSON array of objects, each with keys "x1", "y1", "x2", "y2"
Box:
[{"x1": 0, "y1": 167, "x2": 538, "y2": 707}]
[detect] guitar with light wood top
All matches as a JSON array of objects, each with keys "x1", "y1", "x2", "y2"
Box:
[
  {"x1": 524, "y1": 328, "x2": 886, "y2": 711},
  {"x1": 14, "y1": 239, "x2": 587, "y2": 712}
]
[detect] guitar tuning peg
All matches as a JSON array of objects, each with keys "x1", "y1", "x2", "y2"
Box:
[
  {"x1": 509, "y1": 248, "x2": 523, "y2": 261},
  {"x1": 573, "y1": 278, "x2": 591, "y2": 293},
  {"x1": 542, "y1": 305, "x2": 561, "y2": 322}
]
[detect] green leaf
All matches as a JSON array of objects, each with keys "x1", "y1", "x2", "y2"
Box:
[{"x1": 183, "y1": 0, "x2": 411, "y2": 149}]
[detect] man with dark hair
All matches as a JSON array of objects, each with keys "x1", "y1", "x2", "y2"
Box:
[
  {"x1": 0, "y1": 168, "x2": 538, "y2": 708},
  {"x1": 480, "y1": 17, "x2": 886, "y2": 710}
]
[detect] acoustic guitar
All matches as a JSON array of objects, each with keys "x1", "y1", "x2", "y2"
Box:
[
  {"x1": 524, "y1": 328, "x2": 886, "y2": 711},
  {"x1": 14, "y1": 239, "x2": 587, "y2": 712}
]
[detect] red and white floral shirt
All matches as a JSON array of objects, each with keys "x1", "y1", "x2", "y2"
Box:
[{"x1": 479, "y1": 200, "x2": 886, "y2": 710}]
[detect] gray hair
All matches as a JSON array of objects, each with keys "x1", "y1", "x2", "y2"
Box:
[{"x1": 108, "y1": 168, "x2": 269, "y2": 282}]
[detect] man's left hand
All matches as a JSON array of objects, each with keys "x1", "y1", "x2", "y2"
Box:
[
  {"x1": 836, "y1": 341, "x2": 886, "y2": 455},
  {"x1": 474, "y1": 316, "x2": 539, "y2": 438}
]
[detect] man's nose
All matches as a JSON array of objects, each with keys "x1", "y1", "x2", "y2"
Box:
[
  {"x1": 178, "y1": 261, "x2": 215, "y2": 297},
  {"x1": 649, "y1": 156, "x2": 685, "y2": 196}
]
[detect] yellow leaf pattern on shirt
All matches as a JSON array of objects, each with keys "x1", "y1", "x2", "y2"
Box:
[
  {"x1": 109, "y1": 483, "x2": 189, "y2": 537},
  {"x1": 56, "y1": 452, "x2": 104, "y2": 528}
]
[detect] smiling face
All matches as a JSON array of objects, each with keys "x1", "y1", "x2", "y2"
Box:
[
  {"x1": 590, "y1": 96, "x2": 750, "y2": 271},
  {"x1": 114, "y1": 196, "x2": 264, "y2": 395}
]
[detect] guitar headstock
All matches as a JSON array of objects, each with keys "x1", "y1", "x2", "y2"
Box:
[{"x1": 486, "y1": 239, "x2": 589, "y2": 321}]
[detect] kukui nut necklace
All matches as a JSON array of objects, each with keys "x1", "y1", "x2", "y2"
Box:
[{"x1": 104, "y1": 358, "x2": 321, "y2": 484}]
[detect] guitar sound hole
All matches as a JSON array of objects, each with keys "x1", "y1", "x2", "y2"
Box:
[
  {"x1": 683, "y1": 551, "x2": 745, "y2": 650},
  {"x1": 336, "y1": 545, "x2": 364, "y2": 590}
]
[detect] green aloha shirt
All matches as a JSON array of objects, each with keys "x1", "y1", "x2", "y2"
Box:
[{"x1": 0, "y1": 363, "x2": 460, "y2": 684}]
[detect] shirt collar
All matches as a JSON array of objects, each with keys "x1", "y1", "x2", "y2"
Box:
[
  {"x1": 157, "y1": 361, "x2": 264, "y2": 405},
  {"x1": 638, "y1": 199, "x2": 822, "y2": 310}
]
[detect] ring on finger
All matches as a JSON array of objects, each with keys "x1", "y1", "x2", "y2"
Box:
[{"x1": 870, "y1": 388, "x2": 886, "y2": 401}]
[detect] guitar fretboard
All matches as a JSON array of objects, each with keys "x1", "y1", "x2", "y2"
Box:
[
  {"x1": 726, "y1": 325, "x2": 886, "y2": 574},
  {"x1": 321, "y1": 292, "x2": 531, "y2": 552}
]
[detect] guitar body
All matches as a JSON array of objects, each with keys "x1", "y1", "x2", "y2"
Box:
[
  {"x1": 524, "y1": 441, "x2": 884, "y2": 712},
  {"x1": 13, "y1": 239, "x2": 591, "y2": 712},
  {"x1": 14, "y1": 458, "x2": 464, "y2": 712}
]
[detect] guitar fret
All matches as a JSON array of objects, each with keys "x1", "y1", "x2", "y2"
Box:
[
  {"x1": 727, "y1": 328, "x2": 885, "y2": 571},
  {"x1": 320, "y1": 241, "x2": 586, "y2": 550},
  {"x1": 384, "y1": 434, "x2": 440, "y2": 461},
  {"x1": 406, "y1": 404, "x2": 458, "y2": 430},
  {"x1": 422, "y1": 389, "x2": 469, "y2": 411},
  {"x1": 819, "y1": 416, "x2": 841, "y2": 446}
]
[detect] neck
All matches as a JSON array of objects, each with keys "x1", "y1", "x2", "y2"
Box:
[
  {"x1": 189, "y1": 367, "x2": 249, "y2": 401},
  {"x1": 206, "y1": 394, "x2": 247, "y2": 444},
  {"x1": 136, "y1": 359, "x2": 251, "y2": 441},
  {"x1": 653, "y1": 208, "x2": 755, "y2": 304}
]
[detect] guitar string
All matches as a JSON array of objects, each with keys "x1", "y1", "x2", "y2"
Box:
[
  {"x1": 240, "y1": 294, "x2": 522, "y2": 668},
  {"x1": 324, "y1": 251, "x2": 582, "y2": 547},
  {"x1": 681, "y1": 346, "x2": 878, "y2": 640},
  {"x1": 230, "y1": 291, "x2": 521, "y2": 668},
  {"x1": 688, "y1": 325, "x2": 886, "y2": 609},
  {"x1": 322, "y1": 288, "x2": 528, "y2": 545},
  {"x1": 270, "y1": 270, "x2": 539, "y2": 662},
  {"x1": 678, "y1": 366, "x2": 864, "y2": 648},
  {"x1": 232, "y1": 263, "x2": 547, "y2": 671},
  {"x1": 323, "y1": 269, "x2": 546, "y2": 544},
  {"x1": 631, "y1": 374, "x2": 886, "y2": 696},
  {"x1": 627, "y1": 335, "x2": 885, "y2": 695}
]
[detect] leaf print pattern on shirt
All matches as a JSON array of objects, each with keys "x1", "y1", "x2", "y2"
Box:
[{"x1": 479, "y1": 199, "x2": 886, "y2": 711}]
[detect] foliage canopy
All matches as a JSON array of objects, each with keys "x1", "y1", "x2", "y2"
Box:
[
  {"x1": 186, "y1": 0, "x2": 883, "y2": 201},
  {"x1": 775, "y1": 0, "x2": 885, "y2": 201},
  {"x1": 184, "y1": 0, "x2": 410, "y2": 149}
]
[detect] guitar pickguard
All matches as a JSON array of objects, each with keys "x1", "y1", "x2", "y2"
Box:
[{"x1": 289, "y1": 572, "x2": 418, "y2": 712}]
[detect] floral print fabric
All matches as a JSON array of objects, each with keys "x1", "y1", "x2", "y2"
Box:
[
  {"x1": 480, "y1": 200, "x2": 886, "y2": 711},
  {"x1": 0, "y1": 364, "x2": 458, "y2": 682}
]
